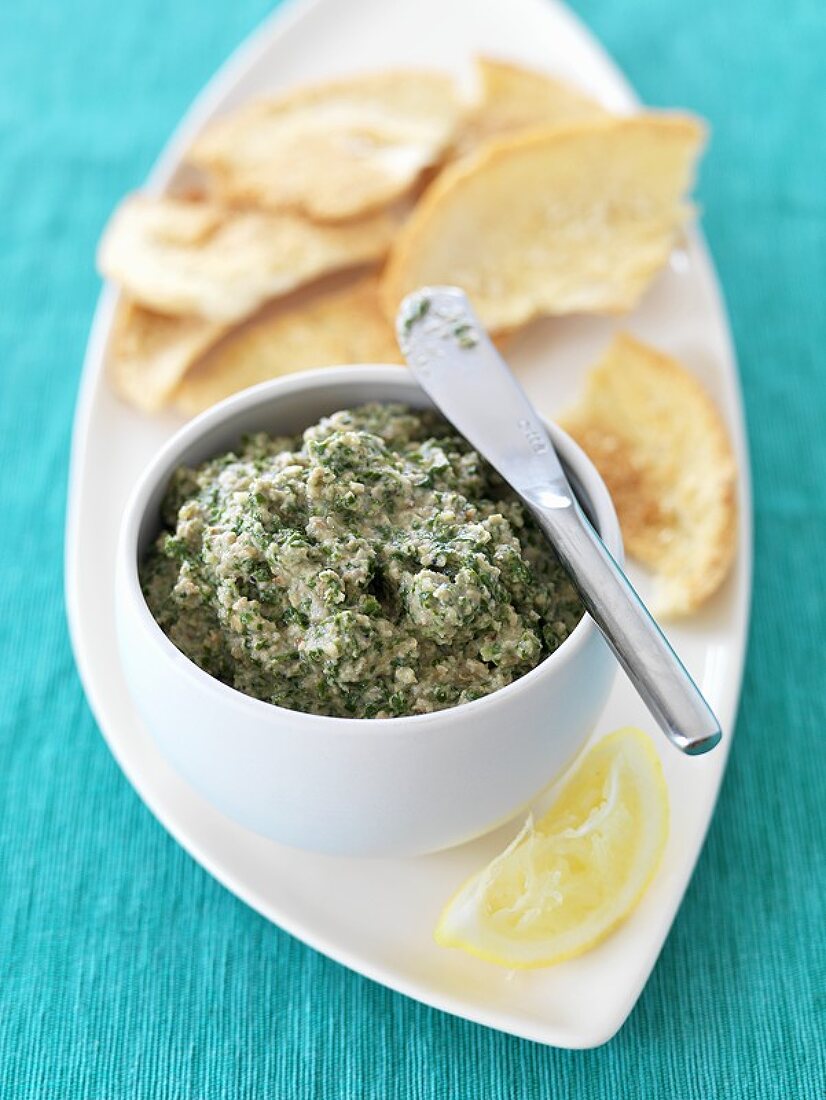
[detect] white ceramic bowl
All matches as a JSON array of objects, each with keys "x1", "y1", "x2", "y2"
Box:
[{"x1": 116, "y1": 366, "x2": 621, "y2": 857}]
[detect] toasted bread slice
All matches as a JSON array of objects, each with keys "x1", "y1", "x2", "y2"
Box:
[
  {"x1": 187, "y1": 70, "x2": 461, "y2": 220},
  {"x1": 175, "y1": 278, "x2": 402, "y2": 415},
  {"x1": 382, "y1": 116, "x2": 706, "y2": 332},
  {"x1": 98, "y1": 194, "x2": 397, "y2": 321},
  {"x1": 561, "y1": 333, "x2": 737, "y2": 617}
]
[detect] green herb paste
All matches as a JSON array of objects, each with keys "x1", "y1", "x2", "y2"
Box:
[{"x1": 142, "y1": 404, "x2": 583, "y2": 718}]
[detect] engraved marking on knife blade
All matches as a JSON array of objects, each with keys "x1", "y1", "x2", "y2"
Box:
[{"x1": 517, "y1": 418, "x2": 550, "y2": 455}]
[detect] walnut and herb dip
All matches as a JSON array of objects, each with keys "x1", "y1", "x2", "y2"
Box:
[{"x1": 142, "y1": 404, "x2": 583, "y2": 718}]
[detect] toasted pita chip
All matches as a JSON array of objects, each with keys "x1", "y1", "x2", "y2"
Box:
[
  {"x1": 98, "y1": 194, "x2": 398, "y2": 321},
  {"x1": 560, "y1": 334, "x2": 737, "y2": 618},
  {"x1": 175, "y1": 278, "x2": 402, "y2": 415},
  {"x1": 382, "y1": 115, "x2": 705, "y2": 332},
  {"x1": 108, "y1": 299, "x2": 227, "y2": 413},
  {"x1": 187, "y1": 70, "x2": 461, "y2": 221},
  {"x1": 457, "y1": 56, "x2": 608, "y2": 153}
]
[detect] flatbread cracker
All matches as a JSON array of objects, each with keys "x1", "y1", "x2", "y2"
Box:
[
  {"x1": 108, "y1": 299, "x2": 227, "y2": 413},
  {"x1": 560, "y1": 333, "x2": 737, "y2": 618},
  {"x1": 187, "y1": 70, "x2": 461, "y2": 221},
  {"x1": 382, "y1": 115, "x2": 706, "y2": 332},
  {"x1": 457, "y1": 56, "x2": 608, "y2": 153},
  {"x1": 98, "y1": 194, "x2": 397, "y2": 321},
  {"x1": 175, "y1": 278, "x2": 402, "y2": 415}
]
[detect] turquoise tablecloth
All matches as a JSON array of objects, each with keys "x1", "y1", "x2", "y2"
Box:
[{"x1": 1, "y1": 0, "x2": 823, "y2": 1094}]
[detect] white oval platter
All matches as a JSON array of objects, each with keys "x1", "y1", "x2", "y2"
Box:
[{"x1": 65, "y1": 0, "x2": 752, "y2": 1048}]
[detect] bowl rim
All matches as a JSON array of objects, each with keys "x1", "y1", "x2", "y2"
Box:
[{"x1": 118, "y1": 364, "x2": 622, "y2": 735}]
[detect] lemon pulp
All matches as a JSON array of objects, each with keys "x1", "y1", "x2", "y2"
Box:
[{"x1": 435, "y1": 727, "x2": 670, "y2": 968}]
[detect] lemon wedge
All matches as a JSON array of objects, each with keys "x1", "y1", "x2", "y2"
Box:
[{"x1": 435, "y1": 727, "x2": 669, "y2": 968}]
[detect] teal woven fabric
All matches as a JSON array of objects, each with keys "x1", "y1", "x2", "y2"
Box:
[{"x1": 1, "y1": 0, "x2": 824, "y2": 1094}]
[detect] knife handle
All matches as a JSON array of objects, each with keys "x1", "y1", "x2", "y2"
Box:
[{"x1": 526, "y1": 491, "x2": 722, "y2": 755}]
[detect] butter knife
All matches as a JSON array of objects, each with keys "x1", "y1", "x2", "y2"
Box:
[{"x1": 397, "y1": 286, "x2": 721, "y2": 755}]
